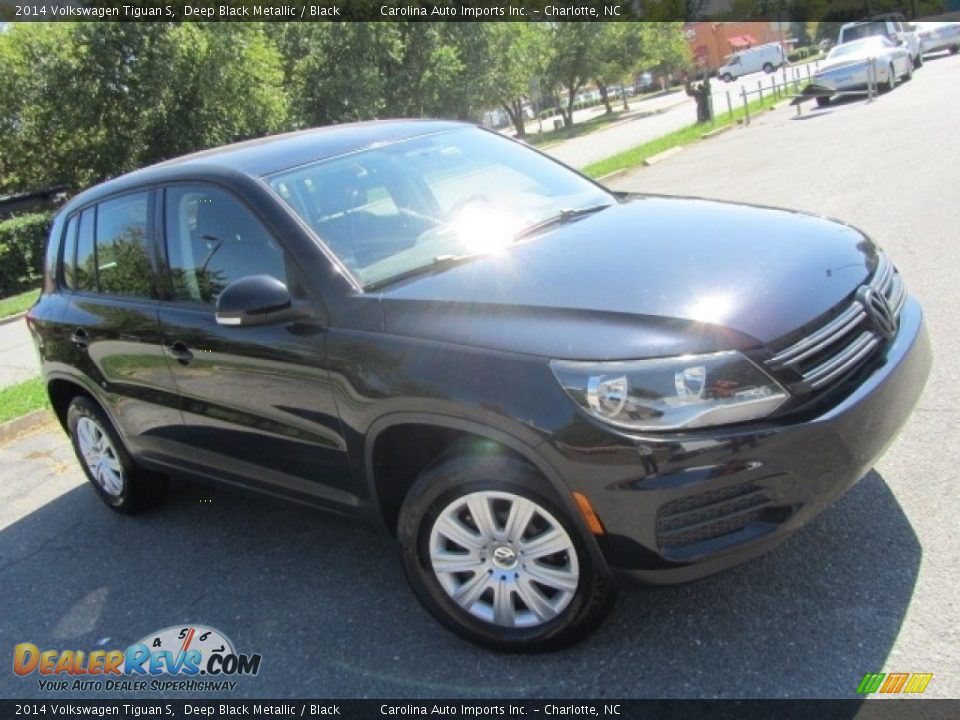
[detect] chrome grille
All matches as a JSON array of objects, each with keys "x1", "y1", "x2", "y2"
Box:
[{"x1": 765, "y1": 254, "x2": 905, "y2": 393}]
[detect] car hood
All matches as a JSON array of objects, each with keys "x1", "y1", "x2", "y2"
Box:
[
  {"x1": 378, "y1": 196, "x2": 878, "y2": 360},
  {"x1": 819, "y1": 51, "x2": 892, "y2": 72}
]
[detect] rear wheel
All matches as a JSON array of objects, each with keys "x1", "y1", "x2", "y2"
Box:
[
  {"x1": 397, "y1": 454, "x2": 616, "y2": 652},
  {"x1": 67, "y1": 396, "x2": 166, "y2": 514},
  {"x1": 816, "y1": 96, "x2": 831, "y2": 107},
  {"x1": 722, "y1": 73, "x2": 733, "y2": 83},
  {"x1": 762, "y1": 62, "x2": 774, "y2": 73},
  {"x1": 904, "y1": 61, "x2": 913, "y2": 81},
  {"x1": 913, "y1": 52, "x2": 923, "y2": 68},
  {"x1": 950, "y1": 45, "x2": 959, "y2": 55}
]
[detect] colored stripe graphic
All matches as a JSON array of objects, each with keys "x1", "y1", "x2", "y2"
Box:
[
  {"x1": 880, "y1": 673, "x2": 909, "y2": 693},
  {"x1": 903, "y1": 673, "x2": 933, "y2": 694},
  {"x1": 857, "y1": 673, "x2": 885, "y2": 694},
  {"x1": 858, "y1": 672, "x2": 932, "y2": 695}
]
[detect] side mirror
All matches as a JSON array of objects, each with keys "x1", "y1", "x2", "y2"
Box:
[{"x1": 215, "y1": 275, "x2": 303, "y2": 327}]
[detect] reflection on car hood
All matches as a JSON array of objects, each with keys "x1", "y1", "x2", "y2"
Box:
[{"x1": 378, "y1": 196, "x2": 877, "y2": 360}]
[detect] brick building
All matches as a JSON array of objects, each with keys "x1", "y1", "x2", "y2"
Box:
[{"x1": 686, "y1": 22, "x2": 791, "y2": 73}]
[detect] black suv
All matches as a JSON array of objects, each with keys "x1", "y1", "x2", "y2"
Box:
[{"x1": 28, "y1": 121, "x2": 930, "y2": 651}]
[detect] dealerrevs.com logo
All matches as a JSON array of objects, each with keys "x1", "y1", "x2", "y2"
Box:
[{"x1": 13, "y1": 625, "x2": 262, "y2": 693}]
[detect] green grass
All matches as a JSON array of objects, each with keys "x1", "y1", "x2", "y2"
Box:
[
  {"x1": 526, "y1": 110, "x2": 629, "y2": 148},
  {"x1": 582, "y1": 90, "x2": 787, "y2": 179},
  {"x1": 0, "y1": 377, "x2": 49, "y2": 425},
  {"x1": 0, "y1": 287, "x2": 39, "y2": 319}
]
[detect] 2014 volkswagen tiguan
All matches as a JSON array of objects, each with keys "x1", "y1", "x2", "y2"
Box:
[{"x1": 27, "y1": 121, "x2": 931, "y2": 651}]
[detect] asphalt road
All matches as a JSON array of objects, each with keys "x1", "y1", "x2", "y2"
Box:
[{"x1": 1, "y1": 54, "x2": 957, "y2": 701}]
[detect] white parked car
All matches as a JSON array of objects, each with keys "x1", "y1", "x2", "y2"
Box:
[
  {"x1": 838, "y1": 16, "x2": 922, "y2": 69},
  {"x1": 914, "y1": 22, "x2": 960, "y2": 56},
  {"x1": 717, "y1": 43, "x2": 786, "y2": 82},
  {"x1": 811, "y1": 36, "x2": 912, "y2": 107}
]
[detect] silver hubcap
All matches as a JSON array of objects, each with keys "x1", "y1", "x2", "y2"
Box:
[
  {"x1": 429, "y1": 491, "x2": 580, "y2": 629},
  {"x1": 76, "y1": 416, "x2": 124, "y2": 497}
]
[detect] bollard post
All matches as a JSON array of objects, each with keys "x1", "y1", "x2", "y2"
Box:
[
  {"x1": 771, "y1": 76, "x2": 776, "y2": 99},
  {"x1": 806, "y1": 65, "x2": 811, "y2": 80},
  {"x1": 758, "y1": 80, "x2": 763, "y2": 104},
  {"x1": 741, "y1": 86, "x2": 750, "y2": 125},
  {"x1": 726, "y1": 90, "x2": 733, "y2": 124}
]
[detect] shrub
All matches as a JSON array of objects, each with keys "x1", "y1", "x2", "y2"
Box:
[{"x1": 0, "y1": 212, "x2": 52, "y2": 296}]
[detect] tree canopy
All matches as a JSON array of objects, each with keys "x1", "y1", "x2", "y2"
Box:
[{"x1": 0, "y1": 21, "x2": 690, "y2": 196}]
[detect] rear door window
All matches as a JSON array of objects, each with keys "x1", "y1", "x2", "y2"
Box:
[{"x1": 95, "y1": 192, "x2": 154, "y2": 298}]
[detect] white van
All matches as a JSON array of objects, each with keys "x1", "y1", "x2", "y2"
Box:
[{"x1": 717, "y1": 43, "x2": 786, "y2": 82}]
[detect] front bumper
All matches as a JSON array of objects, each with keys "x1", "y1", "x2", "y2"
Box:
[
  {"x1": 543, "y1": 297, "x2": 930, "y2": 584},
  {"x1": 812, "y1": 67, "x2": 871, "y2": 94}
]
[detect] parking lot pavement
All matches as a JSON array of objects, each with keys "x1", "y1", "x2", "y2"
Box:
[
  {"x1": 1, "y1": 57, "x2": 957, "y2": 700},
  {"x1": 0, "y1": 317, "x2": 39, "y2": 388}
]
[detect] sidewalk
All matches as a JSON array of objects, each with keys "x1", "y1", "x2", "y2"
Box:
[{"x1": 0, "y1": 318, "x2": 39, "y2": 389}]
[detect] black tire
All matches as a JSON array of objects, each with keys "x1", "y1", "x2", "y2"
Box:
[
  {"x1": 913, "y1": 53, "x2": 923, "y2": 68},
  {"x1": 67, "y1": 395, "x2": 166, "y2": 514},
  {"x1": 722, "y1": 73, "x2": 733, "y2": 83},
  {"x1": 903, "y1": 61, "x2": 913, "y2": 81},
  {"x1": 816, "y1": 96, "x2": 831, "y2": 107},
  {"x1": 762, "y1": 62, "x2": 774, "y2": 74},
  {"x1": 950, "y1": 45, "x2": 959, "y2": 55},
  {"x1": 397, "y1": 453, "x2": 617, "y2": 652}
]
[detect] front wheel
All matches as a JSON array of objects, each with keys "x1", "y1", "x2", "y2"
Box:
[
  {"x1": 950, "y1": 45, "x2": 959, "y2": 55},
  {"x1": 67, "y1": 396, "x2": 166, "y2": 514},
  {"x1": 913, "y1": 53, "x2": 923, "y2": 68},
  {"x1": 816, "y1": 95, "x2": 831, "y2": 107},
  {"x1": 881, "y1": 64, "x2": 896, "y2": 93},
  {"x1": 722, "y1": 73, "x2": 733, "y2": 83},
  {"x1": 762, "y1": 62, "x2": 774, "y2": 74},
  {"x1": 398, "y1": 454, "x2": 616, "y2": 652}
]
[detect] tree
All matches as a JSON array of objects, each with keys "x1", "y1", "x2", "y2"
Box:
[
  {"x1": 0, "y1": 23, "x2": 289, "y2": 194},
  {"x1": 592, "y1": 24, "x2": 647, "y2": 114},
  {"x1": 545, "y1": 23, "x2": 604, "y2": 128},
  {"x1": 451, "y1": 23, "x2": 550, "y2": 137}
]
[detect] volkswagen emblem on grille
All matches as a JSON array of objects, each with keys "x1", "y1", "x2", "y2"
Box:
[{"x1": 857, "y1": 286, "x2": 897, "y2": 340}]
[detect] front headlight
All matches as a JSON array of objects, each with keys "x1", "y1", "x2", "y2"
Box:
[{"x1": 551, "y1": 351, "x2": 789, "y2": 432}]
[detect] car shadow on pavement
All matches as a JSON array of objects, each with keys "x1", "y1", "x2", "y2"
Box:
[{"x1": 0, "y1": 468, "x2": 918, "y2": 700}]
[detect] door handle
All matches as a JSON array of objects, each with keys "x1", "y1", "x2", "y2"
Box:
[
  {"x1": 70, "y1": 328, "x2": 90, "y2": 349},
  {"x1": 167, "y1": 341, "x2": 194, "y2": 366}
]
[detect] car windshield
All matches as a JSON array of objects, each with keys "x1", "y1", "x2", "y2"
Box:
[
  {"x1": 829, "y1": 36, "x2": 892, "y2": 59},
  {"x1": 266, "y1": 127, "x2": 612, "y2": 289},
  {"x1": 839, "y1": 22, "x2": 889, "y2": 43}
]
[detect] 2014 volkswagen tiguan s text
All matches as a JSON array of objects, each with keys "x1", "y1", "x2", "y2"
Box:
[{"x1": 27, "y1": 121, "x2": 931, "y2": 651}]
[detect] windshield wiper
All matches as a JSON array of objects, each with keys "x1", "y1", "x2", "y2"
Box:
[
  {"x1": 513, "y1": 204, "x2": 612, "y2": 241},
  {"x1": 364, "y1": 253, "x2": 486, "y2": 292}
]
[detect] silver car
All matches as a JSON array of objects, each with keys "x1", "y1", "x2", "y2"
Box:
[
  {"x1": 915, "y1": 22, "x2": 960, "y2": 56},
  {"x1": 811, "y1": 36, "x2": 912, "y2": 107}
]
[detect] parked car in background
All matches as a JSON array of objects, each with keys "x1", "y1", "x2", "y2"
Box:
[
  {"x1": 27, "y1": 120, "x2": 930, "y2": 651},
  {"x1": 838, "y1": 15, "x2": 922, "y2": 68},
  {"x1": 717, "y1": 42, "x2": 786, "y2": 82},
  {"x1": 812, "y1": 36, "x2": 912, "y2": 106},
  {"x1": 635, "y1": 72, "x2": 655, "y2": 92},
  {"x1": 914, "y1": 21, "x2": 960, "y2": 56}
]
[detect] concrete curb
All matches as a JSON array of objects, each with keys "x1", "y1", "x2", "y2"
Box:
[
  {"x1": 0, "y1": 311, "x2": 27, "y2": 327},
  {"x1": 643, "y1": 146, "x2": 683, "y2": 166},
  {"x1": 596, "y1": 169, "x2": 628, "y2": 184},
  {"x1": 0, "y1": 408, "x2": 54, "y2": 447},
  {"x1": 701, "y1": 125, "x2": 733, "y2": 140}
]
